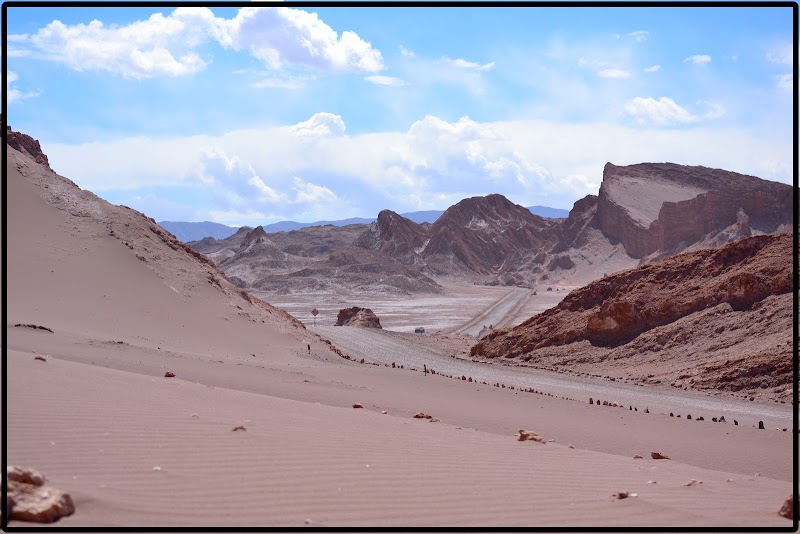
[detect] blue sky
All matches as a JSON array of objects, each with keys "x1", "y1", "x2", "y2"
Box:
[{"x1": 5, "y1": 4, "x2": 794, "y2": 226}]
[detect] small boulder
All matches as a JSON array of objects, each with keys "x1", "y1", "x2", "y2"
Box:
[
  {"x1": 651, "y1": 452, "x2": 670, "y2": 460},
  {"x1": 164, "y1": 372, "x2": 175, "y2": 378},
  {"x1": 517, "y1": 429, "x2": 545, "y2": 443},
  {"x1": 335, "y1": 307, "x2": 382, "y2": 328},
  {"x1": 352, "y1": 403, "x2": 364, "y2": 409},
  {"x1": 779, "y1": 494, "x2": 796, "y2": 519},
  {"x1": 7, "y1": 467, "x2": 75, "y2": 523}
]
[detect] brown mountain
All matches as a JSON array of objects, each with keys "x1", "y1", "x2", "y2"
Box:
[
  {"x1": 421, "y1": 194, "x2": 553, "y2": 274},
  {"x1": 470, "y1": 231, "x2": 792, "y2": 400},
  {"x1": 596, "y1": 162, "x2": 791, "y2": 259},
  {"x1": 354, "y1": 210, "x2": 429, "y2": 263}
]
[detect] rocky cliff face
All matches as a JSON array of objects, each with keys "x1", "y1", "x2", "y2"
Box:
[{"x1": 596, "y1": 163, "x2": 792, "y2": 259}]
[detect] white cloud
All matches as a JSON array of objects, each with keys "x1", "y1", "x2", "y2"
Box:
[
  {"x1": 6, "y1": 71, "x2": 40, "y2": 103},
  {"x1": 223, "y1": 7, "x2": 383, "y2": 73},
  {"x1": 289, "y1": 112, "x2": 346, "y2": 138},
  {"x1": 643, "y1": 64, "x2": 661, "y2": 73},
  {"x1": 766, "y1": 43, "x2": 792, "y2": 65},
  {"x1": 776, "y1": 73, "x2": 792, "y2": 91},
  {"x1": 12, "y1": 7, "x2": 384, "y2": 79},
  {"x1": 628, "y1": 31, "x2": 649, "y2": 42},
  {"x1": 448, "y1": 58, "x2": 495, "y2": 71},
  {"x1": 399, "y1": 45, "x2": 416, "y2": 58},
  {"x1": 249, "y1": 176, "x2": 284, "y2": 203},
  {"x1": 625, "y1": 97, "x2": 698, "y2": 125},
  {"x1": 43, "y1": 113, "x2": 793, "y2": 225},
  {"x1": 597, "y1": 68, "x2": 631, "y2": 79},
  {"x1": 365, "y1": 75, "x2": 407, "y2": 86},
  {"x1": 684, "y1": 54, "x2": 711, "y2": 65},
  {"x1": 291, "y1": 177, "x2": 337, "y2": 204}
]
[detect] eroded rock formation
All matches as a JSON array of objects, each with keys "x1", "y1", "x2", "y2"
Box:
[{"x1": 335, "y1": 307, "x2": 382, "y2": 328}]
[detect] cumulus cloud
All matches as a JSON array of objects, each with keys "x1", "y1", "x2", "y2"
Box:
[
  {"x1": 12, "y1": 7, "x2": 384, "y2": 79},
  {"x1": 223, "y1": 7, "x2": 383, "y2": 73},
  {"x1": 597, "y1": 68, "x2": 631, "y2": 79},
  {"x1": 643, "y1": 64, "x2": 661, "y2": 73},
  {"x1": 291, "y1": 177, "x2": 337, "y2": 204},
  {"x1": 365, "y1": 75, "x2": 407, "y2": 86},
  {"x1": 195, "y1": 148, "x2": 283, "y2": 204},
  {"x1": 625, "y1": 97, "x2": 698, "y2": 125},
  {"x1": 684, "y1": 54, "x2": 711, "y2": 65},
  {"x1": 43, "y1": 112, "x2": 792, "y2": 225},
  {"x1": 628, "y1": 30, "x2": 649, "y2": 42},
  {"x1": 289, "y1": 112, "x2": 347, "y2": 138}
]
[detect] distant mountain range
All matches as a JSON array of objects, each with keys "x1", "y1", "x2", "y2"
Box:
[{"x1": 159, "y1": 206, "x2": 570, "y2": 243}]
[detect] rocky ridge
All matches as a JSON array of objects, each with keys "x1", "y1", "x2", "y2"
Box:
[{"x1": 471, "y1": 232, "x2": 793, "y2": 400}]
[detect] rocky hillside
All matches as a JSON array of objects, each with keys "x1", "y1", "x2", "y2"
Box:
[
  {"x1": 188, "y1": 162, "x2": 792, "y2": 295},
  {"x1": 421, "y1": 194, "x2": 554, "y2": 274},
  {"x1": 471, "y1": 232, "x2": 793, "y2": 401}
]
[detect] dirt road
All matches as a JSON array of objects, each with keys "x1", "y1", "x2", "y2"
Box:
[
  {"x1": 314, "y1": 326, "x2": 792, "y2": 430},
  {"x1": 451, "y1": 288, "x2": 530, "y2": 337}
]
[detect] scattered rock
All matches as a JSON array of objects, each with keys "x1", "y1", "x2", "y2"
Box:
[
  {"x1": 779, "y1": 494, "x2": 796, "y2": 519},
  {"x1": 13, "y1": 324, "x2": 54, "y2": 333},
  {"x1": 683, "y1": 479, "x2": 702, "y2": 486},
  {"x1": 232, "y1": 425, "x2": 246, "y2": 432},
  {"x1": 352, "y1": 403, "x2": 363, "y2": 409},
  {"x1": 517, "y1": 429, "x2": 545, "y2": 443},
  {"x1": 380, "y1": 411, "x2": 388, "y2": 414},
  {"x1": 7, "y1": 466, "x2": 46, "y2": 486},
  {"x1": 164, "y1": 372, "x2": 175, "y2": 378},
  {"x1": 651, "y1": 452, "x2": 670, "y2": 460},
  {"x1": 413, "y1": 413, "x2": 432, "y2": 419},
  {"x1": 613, "y1": 492, "x2": 629, "y2": 500},
  {"x1": 7, "y1": 467, "x2": 74, "y2": 523}
]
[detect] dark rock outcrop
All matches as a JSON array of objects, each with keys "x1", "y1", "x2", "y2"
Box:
[{"x1": 5, "y1": 123, "x2": 50, "y2": 169}]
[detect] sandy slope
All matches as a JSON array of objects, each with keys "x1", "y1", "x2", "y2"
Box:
[
  {"x1": 5, "y1": 143, "x2": 795, "y2": 527},
  {"x1": 7, "y1": 352, "x2": 791, "y2": 527}
]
